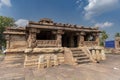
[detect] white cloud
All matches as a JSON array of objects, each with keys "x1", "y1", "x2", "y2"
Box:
[
  {"x1": 76, "y1": 0, "x2": 84, "y2": 8},
  {"x1": 15, "y1": 19, "x2": 28, "y2": 27},
  {"x1": 95, "y1": 22, "x2": 113, "y2": 28},
  {"x1": 76, "y1": 0, "x2": 83, "y2": 4},
  {"x1": 0, "y1": 0, "x2": 11, "y2": 8},
  {"x1": 84, "y1": 0, "x2": 120, "y2": 20}
]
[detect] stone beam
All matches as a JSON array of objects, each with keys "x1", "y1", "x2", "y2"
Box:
[{"x1": 29, "y1": 24, "x2": 101, "y2": 33}]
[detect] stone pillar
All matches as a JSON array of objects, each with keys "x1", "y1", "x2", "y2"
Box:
[
  {"x1": 79, "y1": 32, "x2": 85, "y2": 47},
  {"x1": 95, "y1": 33, "x2": 100, "y2": 46},
  {"x1": 46, "y1": 55, "x2": 51, "y2": 68},
  {"x1": 101, "y1": 49, "x2": 106, "y2": 60},
  {"x1": 28, "y1": 28, "x2": 37, "y2": 48},
  {"x1": 54, "y1": 30, "x2": 64, "y2": 47},
  {"x1": 91, "y1": 49, "x2": 96, "y2": 61},
  {"x1": 56, "y1": 34, "x2": 62, "y2": 47},
  {"x1": 54, "y1": 55, "x2": 58, "y2": 66},
  {"x1": 5, "y1": 35, "x2": 10, "y2": 49},
  {"x1": 76, "y1": 33, "x2": 80, "y2": 47}
]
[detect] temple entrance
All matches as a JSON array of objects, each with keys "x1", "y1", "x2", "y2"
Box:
[
  {"x1": 62, "y1": 34, "x2": 70, "y2": 47},
  {"x1": 73, "y1": 35, "x2": 78, "y2": 47},
  {"x1": 62, "y1": 32, "x2": 78, "y2": 48}
]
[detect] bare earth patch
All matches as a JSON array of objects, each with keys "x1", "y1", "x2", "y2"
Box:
[{"x1": 0, "y1": 54, "x2": 120, "y2": 80}]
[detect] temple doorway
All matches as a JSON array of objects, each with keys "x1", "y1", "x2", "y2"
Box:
[
  {"x1": 62, "y1": 33, "x2": 70, "y2": 47},
  {"x1": 62, "y1": 32, "x2": 78, "y2": 48},
  {"x1": 73, "y1": 35, "x2": 78, "y2": 47}
]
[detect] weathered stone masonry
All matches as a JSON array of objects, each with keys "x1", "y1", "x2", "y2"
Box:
[{"x1": 3, "y1": 18, "x2": 106, "y2": 68}]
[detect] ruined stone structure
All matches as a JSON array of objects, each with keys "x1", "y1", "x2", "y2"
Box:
[
  {"x1": 114, "y1": 37, "x2": 120, "y2": 53},
  {"x1": 3, "y1": 18, "x2": 106, "y2": 68},
  {"x1": 115, "y1": 37, "x2": 120, "y2": 49}
]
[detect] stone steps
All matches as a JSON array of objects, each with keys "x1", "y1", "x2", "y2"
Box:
[
  {"x1": 76, "y1": 60, "x2": 91, "y2": 64},
  {"x1": 72, "y1": 51, "x2": 84, "y2": 54},
  {"x1": 75, "y1": 56, "x2": 89, "y2": 60},
  {"x1": 71, "y1": 48, "x2": 91, "y2": 64},
  {"x1": 73, "y1": 53, "x2": 86, "y2": 57}
]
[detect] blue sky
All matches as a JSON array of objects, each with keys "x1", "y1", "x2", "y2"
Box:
[{"x1": 0, "y1": 0, "x2": 120, "y2": 40}]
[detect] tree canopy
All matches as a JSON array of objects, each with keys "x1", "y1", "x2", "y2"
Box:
[
  {"x1": 0, "y1": 16, "x2": 15, "y2": 47},
  {"x1": 100, "y1": 30, "x2": 109, "y2": 46}
]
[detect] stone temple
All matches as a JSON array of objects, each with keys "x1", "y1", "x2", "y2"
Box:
[{"x1": 3, "y1": 18, "x2": 106, "y2": 68}]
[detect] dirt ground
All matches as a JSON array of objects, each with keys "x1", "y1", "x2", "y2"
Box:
[{"x1": 0, "y1": 54, "x2": 120, "y2": 80}]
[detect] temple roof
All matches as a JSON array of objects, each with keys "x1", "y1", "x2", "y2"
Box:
[
  {"x1": 4, "y1": 18, "x2": 101, "y2": 35},
  {"x1": 27, "y1": 18, "x2": 101, "y2": 32},
  {"x1": 3, "y1": 27, "x2": 26, "y2": 35},
  {"x1": 39, "y1": 18, "x2": 53, "y2": 23},
  {"x1": 5, "y1": 27, "x2": 26, "y2": 31}
]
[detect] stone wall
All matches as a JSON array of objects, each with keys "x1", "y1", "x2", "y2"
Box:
[
  {"x1": 115, "y1": 37, "x2": 120, "y2": 49},
  {"x1": 10, "y1": 35, "x2": 27, "y2": 49},
  {"x1": 23, "y1": 48, "x2": 65, "y2": 68},
  {"x1": 24, "y1": 53, "x2": 64, "y2": 68}
]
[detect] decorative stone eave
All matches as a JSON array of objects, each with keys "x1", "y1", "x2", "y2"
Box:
[
  {"x1": 3, "y1": 31, "x2": 26, "y2": 35},
  {"x1": 28, "y1": 24, "x2": 101, "y2": 33},
  {"x1": 29, "y1": 21, "x2": 99, "y2": 30},
  {"x1": 6, "y1": 27, "x2": 26, "y2": 31}
]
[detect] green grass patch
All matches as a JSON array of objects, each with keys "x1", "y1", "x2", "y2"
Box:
[
  {"x1": 0, "y1": 53, "x2": 5, "y2": 56},
  {"x1": 0, "y1": 50, "x2": 5, "y2": 56}
]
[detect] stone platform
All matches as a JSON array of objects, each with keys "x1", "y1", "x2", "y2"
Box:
[{"x1": 0, "y1": 54, "x2": 120, "y2": 80}]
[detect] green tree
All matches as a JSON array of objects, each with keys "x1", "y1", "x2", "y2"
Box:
[
  {"x1": 0, "y1": 16, "x2": 15, "y2": 47},
  {"x1": 115, "y1": 33, "x2": 120, "y2": 37},
  {"x1": 100, "y1": 30, "x2": 109, "y2": 46}
]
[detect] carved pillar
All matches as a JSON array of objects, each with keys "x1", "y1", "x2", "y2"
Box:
[
  {"x1": 57, "y1": 30, "x2": 64, "y2": 47},
  {"x1": 53, "y1": 30, "x2": 64, "y2": 47},
  {"x1": 76, "y1": 33, "x2": 80, "y2": 47},
  {"x1": 79, "y1": 32, "x2": 85, "y2": 47},
  {"x1": 95, "y1": 33, "x2": 100, "y2": 46},
  {"x1": 28, "y1": 28, "x2": 38, "y2": 48},
  {"x1": 56, "y1": 34, "x2": 62, "y2": 47},
  {"x1": 5, "y1": 35, "x2": 10, "y2": 49}
]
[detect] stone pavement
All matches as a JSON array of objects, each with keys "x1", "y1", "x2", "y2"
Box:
[{"x1": 0, "y1": 54, "x2": 120, "y2": 80}]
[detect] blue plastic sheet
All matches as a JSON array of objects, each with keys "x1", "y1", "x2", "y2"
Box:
[{"x1": 105, "y1": 40, "x2": 115, "y2": 48}]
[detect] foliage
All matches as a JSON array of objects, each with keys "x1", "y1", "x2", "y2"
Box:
[
  {"x1": 0, "y1": 16, "x2": 15, "y2": 47},
  {"x1": 100, "y1": 30, "x2": 109, "y2": 46},
  {"x1": 115, "y1": 32, "x2": 120, "y2": 37}
]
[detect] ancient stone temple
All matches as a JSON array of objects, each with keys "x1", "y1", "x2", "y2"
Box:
[{"x1": 3, "y1": 18, "x2": 106, "y2": 68}]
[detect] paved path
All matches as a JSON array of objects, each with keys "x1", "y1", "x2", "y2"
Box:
[{"x1": 0, "y1": 54, "x2": 120, "y2": 80}]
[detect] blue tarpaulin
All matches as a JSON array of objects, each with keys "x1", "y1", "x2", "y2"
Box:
[{"x1": 105, "y1": 40, "x2": 115, "y2": 48}]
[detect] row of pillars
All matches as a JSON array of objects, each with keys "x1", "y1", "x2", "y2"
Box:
[
  {"x1": 27, "y1": 28, "x2": 99, "y2": 48},
  {"x1": 27, "y1": 29, "x2": 64, "y2": 48}
]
